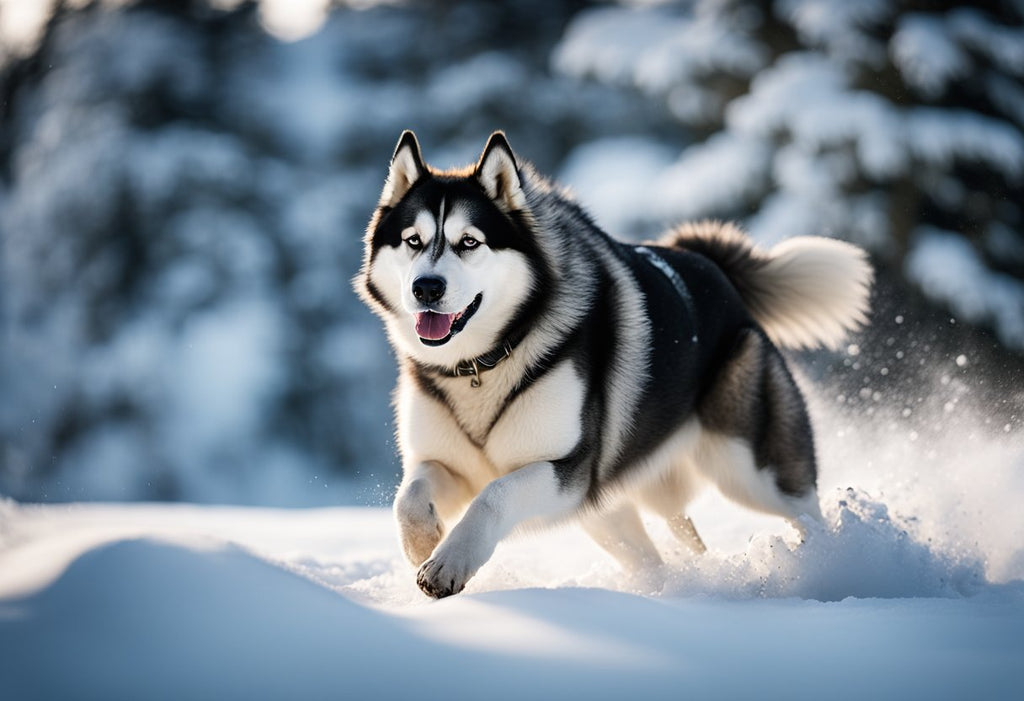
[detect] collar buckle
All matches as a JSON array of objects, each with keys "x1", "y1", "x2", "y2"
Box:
[{"x1": 454, "y1": 340, "x2": 513, "y2": 388}]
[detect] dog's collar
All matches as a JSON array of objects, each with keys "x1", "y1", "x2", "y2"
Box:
[
  {"x1": 419, "y1": 322, "x2": 527, "y2": 388},
  {"x1": 446, "y1": 340, "x2": 514, "y2": 388}
]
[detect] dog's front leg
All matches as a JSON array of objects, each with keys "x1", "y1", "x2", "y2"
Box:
[
  {"x1": 394, "y1": 460, "x2": 472, "y2": 566},
  {"x1": 416, "y1": 461, "x2": 583, "y2": 598}
]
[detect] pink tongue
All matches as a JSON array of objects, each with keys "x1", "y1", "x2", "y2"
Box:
[{"x1": 415, "y1": 311, "x2": 456, "y2": 340}]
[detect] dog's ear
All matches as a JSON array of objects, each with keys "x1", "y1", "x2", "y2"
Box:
[
  {"x1": 379, "y1": 130, "x2": 426, "y2": 208},
  {"x1": 475, "y1": 131, "x2": 525, "y2": 212}
]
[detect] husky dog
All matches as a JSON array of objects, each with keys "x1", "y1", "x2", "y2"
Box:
[{"x1": 356, "y1": 131, "x2": 872, "y2": 598}]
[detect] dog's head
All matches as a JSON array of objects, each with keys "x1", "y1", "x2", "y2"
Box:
[{"x1": 356, "y1": 131, "x2": 541, "y2": 367}]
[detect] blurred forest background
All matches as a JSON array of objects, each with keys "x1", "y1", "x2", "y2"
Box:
[{"x1": 1, "y1": 0, "x2": 1022, "y2": 506}]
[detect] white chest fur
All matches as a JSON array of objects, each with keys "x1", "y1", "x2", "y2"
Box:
[
  {"x1": 398, "y1": 360, "x2": 585, "y2": 486},
  {"x1": 484, "y1": 361, "x2": 584, "y2": 472}
]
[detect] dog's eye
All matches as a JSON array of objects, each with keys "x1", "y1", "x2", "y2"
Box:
[
  {"x1": 405, "y1": 234, "x2": 423, "y2": 250},
  {"x1": 460, "y1": 234, "x2": 480, "y2": 250}
]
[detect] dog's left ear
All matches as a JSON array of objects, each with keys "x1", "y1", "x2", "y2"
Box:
[{"x1": 475, "y1": 131, "x2": 526, "y2": 212}]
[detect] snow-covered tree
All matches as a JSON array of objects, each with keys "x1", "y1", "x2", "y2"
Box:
[{"x1": 555, "y1": 0, "x2": 1024, "y2": 350}]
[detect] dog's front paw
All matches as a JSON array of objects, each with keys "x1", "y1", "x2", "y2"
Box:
[{"x1": 416, "y1": 547, "x2": 477, "y2": 599}]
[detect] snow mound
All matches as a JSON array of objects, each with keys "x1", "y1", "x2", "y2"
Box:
[{"x1": 0, "y1": 537, "x2": 423, "y2": 699}]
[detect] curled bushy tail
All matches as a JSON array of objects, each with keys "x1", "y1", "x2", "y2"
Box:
[{"x1": 660, "y1": 221, "x2": 873, "y2": 350}]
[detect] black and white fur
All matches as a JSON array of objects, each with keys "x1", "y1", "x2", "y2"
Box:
[{"x1": 356, "y1": 131, "x2": 872, "y2": 598}]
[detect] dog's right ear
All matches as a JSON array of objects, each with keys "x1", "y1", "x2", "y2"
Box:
[
  {"x1": 379, "y1": 130, "x2": 426, "y2": 208},
  {"x1": 475, "y1": 131, "x2": 526, "y2": 213}
]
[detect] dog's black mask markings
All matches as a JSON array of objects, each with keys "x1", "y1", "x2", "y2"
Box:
[{"x1": 370, "y1": 177, "x2": 532, "y2": 258}]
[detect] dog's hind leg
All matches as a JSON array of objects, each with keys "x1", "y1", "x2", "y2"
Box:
[
  {"x1": 696, "y1": 328, "x2": 823, "y2": 533},
  {"x1": 580, "y1": 503, "x2": 663, "y2": 571},
  {"x1": 667, "y1": 513, "x2": 707, "y2": 554},
  {"x1": 637, "y1": 453, "x2": 708, "y2": 555}
]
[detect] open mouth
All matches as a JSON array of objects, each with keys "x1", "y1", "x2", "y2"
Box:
[{"x1": 415, "y1": 294, "x2": 483, "y2": 346}]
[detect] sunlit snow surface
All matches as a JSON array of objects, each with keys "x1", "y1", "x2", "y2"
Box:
[{"x1": 2, "y1": 400, "x2": 1023, "y2": 701}]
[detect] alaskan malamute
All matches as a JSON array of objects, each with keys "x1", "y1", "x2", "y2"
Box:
[{"x1": 356, "y1": 131, "x2": 872, "y2": 598}]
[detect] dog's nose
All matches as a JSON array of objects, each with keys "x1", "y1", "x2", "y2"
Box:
[{"x1": 412, "y1": 276, "x2": 446, "y2": 304}]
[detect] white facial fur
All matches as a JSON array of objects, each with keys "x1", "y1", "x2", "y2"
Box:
[{"x1": 368, "y1": 201, "x2": 535, "y2": 367}]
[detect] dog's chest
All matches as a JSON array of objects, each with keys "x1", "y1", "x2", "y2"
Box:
[
  {"x1": 437, "y1": 360, "x2": 584, "y2": 472},
  {"x1": 438, "y1": 372, "x2": 513, "y2": 444}
]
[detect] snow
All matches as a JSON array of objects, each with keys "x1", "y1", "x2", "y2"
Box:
[
  {"x1": 729, "y1": 53, "x2": 908, "y2": 180},
  {"x1": 948, "y1": 7, "x2": 1024, "y2": 78},
  {"x1": 904, "y1": 108, "x2": 1024, "y2": 181},
  {"x1": 1, "y1": 487, "x2": 1022, "y2": 699},
  {"x1": 553, "y1": 1, "x2": 1024, "y2": 348},
  {"x1": 775, "y1": 0, "x2": 891, "y2": 68},
  {"x1": 554, "y1": 7, "x2": 686, "y2": 88},
  {"x1": 553, "y1": 5, "x2": 766, "y2": 103},
  {"x1": 558, "y1": 137, "x2": 679, "y2": 236},
  {"x1": 890, "y1": 13, "x2": 970, "y2": 99},
  {"x1": 652, "y1": 133, "x2": 772, "y2": 224},
  {"x1": 906, "y1": 228, "x2": 1024, "y2": 349}
]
